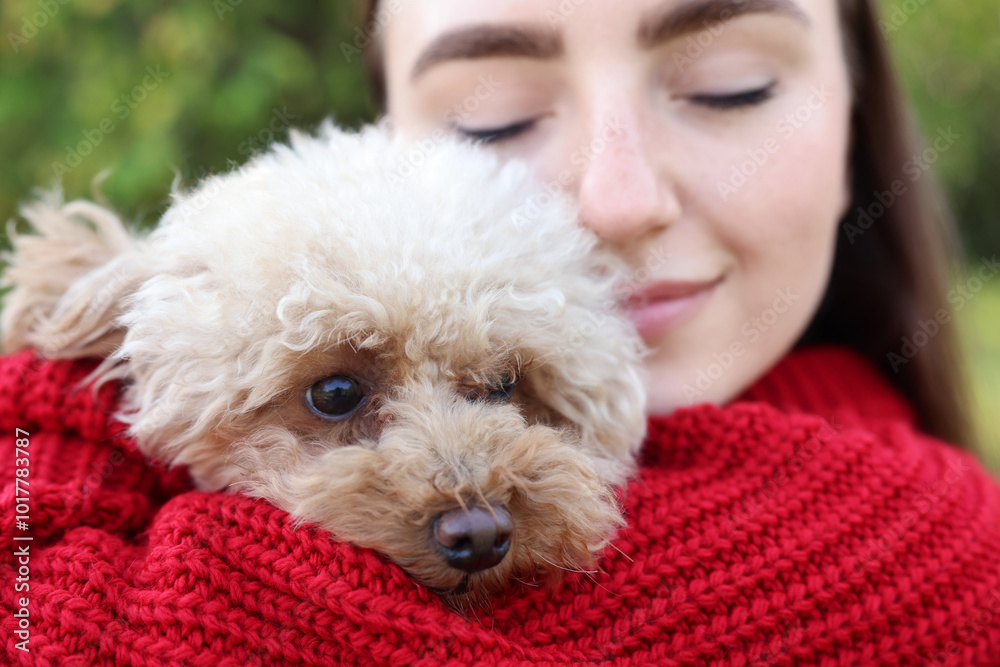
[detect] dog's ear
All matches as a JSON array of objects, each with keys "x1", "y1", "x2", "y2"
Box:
[{"x1": 1, "y1": 192, "x2": 148, "y2": 358}]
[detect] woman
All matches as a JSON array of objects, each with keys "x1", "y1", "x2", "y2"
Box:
[{"x1": 365, "y1": 0, "x2": 972, "y2": 447}]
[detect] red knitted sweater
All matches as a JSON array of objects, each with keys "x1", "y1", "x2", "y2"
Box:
[{"x1": 2, "y1": 345, "x2": 1000, "y2": 666}]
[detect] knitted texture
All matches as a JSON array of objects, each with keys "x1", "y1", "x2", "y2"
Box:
[{"x1": 2, "y1": 345, "x2": 1000, "y2": 666}]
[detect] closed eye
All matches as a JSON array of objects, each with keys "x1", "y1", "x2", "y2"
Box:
[
  {"x1": 464, "y1": 372, "x2": 519, "y2": 403},
  {"x1": 688, "y1": 81, "x2": 777, "y2": 110},
  {"x1": 456, "y1": 119, "x2": 536, "y2": 144}
]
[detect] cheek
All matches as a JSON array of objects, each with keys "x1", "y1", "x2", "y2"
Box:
[
  {"x1": 645, "y1": 94, "x2": 850, "y2": 411},
  {"x1": 706, "y1": 94, "x2": 851, "y2": 298},
  {"x1": 744, "y1": 140, "x2": 843, "y2": 265}
]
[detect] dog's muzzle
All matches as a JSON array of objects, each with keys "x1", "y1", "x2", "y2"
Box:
[{"x1": 432, "y1": 504, "x2": 513, "y2": 573}]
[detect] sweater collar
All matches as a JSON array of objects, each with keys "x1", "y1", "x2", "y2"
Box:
[{"x1": 730, "y1": 344, "x2": 917, "y2": 428}]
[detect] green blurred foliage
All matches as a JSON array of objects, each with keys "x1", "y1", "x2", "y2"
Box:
[
  {"x1": 962, "y1": 279, "x2": 1000, "y2": 468},
  {"x1": 0, "y1": 0, "x2": 997, "y2": 456},
  {"x1": 883, "y1": 0, "x2": 1000, "y2": 260},
  {"x1": 0, "y1": 0, "x2": 375, "y2": 227}
]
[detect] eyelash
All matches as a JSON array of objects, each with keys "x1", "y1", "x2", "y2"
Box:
[
  {"x1": 456, "y1": 119, "x2": 535, "y2": 145},
  {"x1": 454, "y1": 81, "x2": 777, "y2": 144},
  {"x1": 688, "y1": 82, "x2": 778, "y2": 110}
]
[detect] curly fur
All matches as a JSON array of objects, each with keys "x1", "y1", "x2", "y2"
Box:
[{"x1": 1, "y1": 121, "x2": 647, "y2": 599}]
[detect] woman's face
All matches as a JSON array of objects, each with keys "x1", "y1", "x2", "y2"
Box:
[{"x1": 381, "y1": 0, "x2": 853, "y2": 414}]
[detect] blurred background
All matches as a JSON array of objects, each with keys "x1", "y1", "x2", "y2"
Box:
[{"x1": 0, "y1": 0, "x2": 997, "y2": 463}]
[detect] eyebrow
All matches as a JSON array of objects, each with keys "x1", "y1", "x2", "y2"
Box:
[
  {"x1": 411, "y1": 24, "x2": 562, "y2": 81},
  {"x1": 638, "y1": 0, "x2": 811, "y2": 47},
  {"x1": 410, "y1": 0, "x2": 810, "y2": 81}
]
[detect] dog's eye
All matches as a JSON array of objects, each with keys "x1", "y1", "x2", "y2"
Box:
[
  {"x1": 478, "y1": 373, "x2": 518, "y2": 403},
  {"x1": 307, "y1": 376, "x2": 365, "y2": 419}
]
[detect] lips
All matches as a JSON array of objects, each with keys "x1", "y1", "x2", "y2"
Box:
[{"x1": 622, "y1": 278, "x2": 721, "y2": 338}]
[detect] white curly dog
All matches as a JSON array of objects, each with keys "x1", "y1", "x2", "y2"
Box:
[{"x1": 2, "y1": 122, "x2": 646, "y2": 601}]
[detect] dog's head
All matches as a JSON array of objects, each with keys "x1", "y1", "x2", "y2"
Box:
[{"x1": 5, "y1": 122, "x2": 647, "y2": 598}]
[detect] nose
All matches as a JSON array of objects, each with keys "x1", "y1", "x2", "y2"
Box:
[
  {"x1": 432, "y1": 505, "x2": 513, "y2": 573},
  {"x1": 575, "y1": 111, "x2": 679, "y2": 244}
]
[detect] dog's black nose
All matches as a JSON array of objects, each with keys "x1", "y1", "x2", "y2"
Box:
[{"x1": 432, "y1": 505, "x2": 513, "y2": 573}]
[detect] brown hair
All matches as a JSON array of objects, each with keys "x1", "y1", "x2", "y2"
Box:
[
  {"x1": 353, "y1": 0, "x2": 977, "y2": 450},
  {"x1": 803, "y1": 0, "x2": 974, "y2": 450}
]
